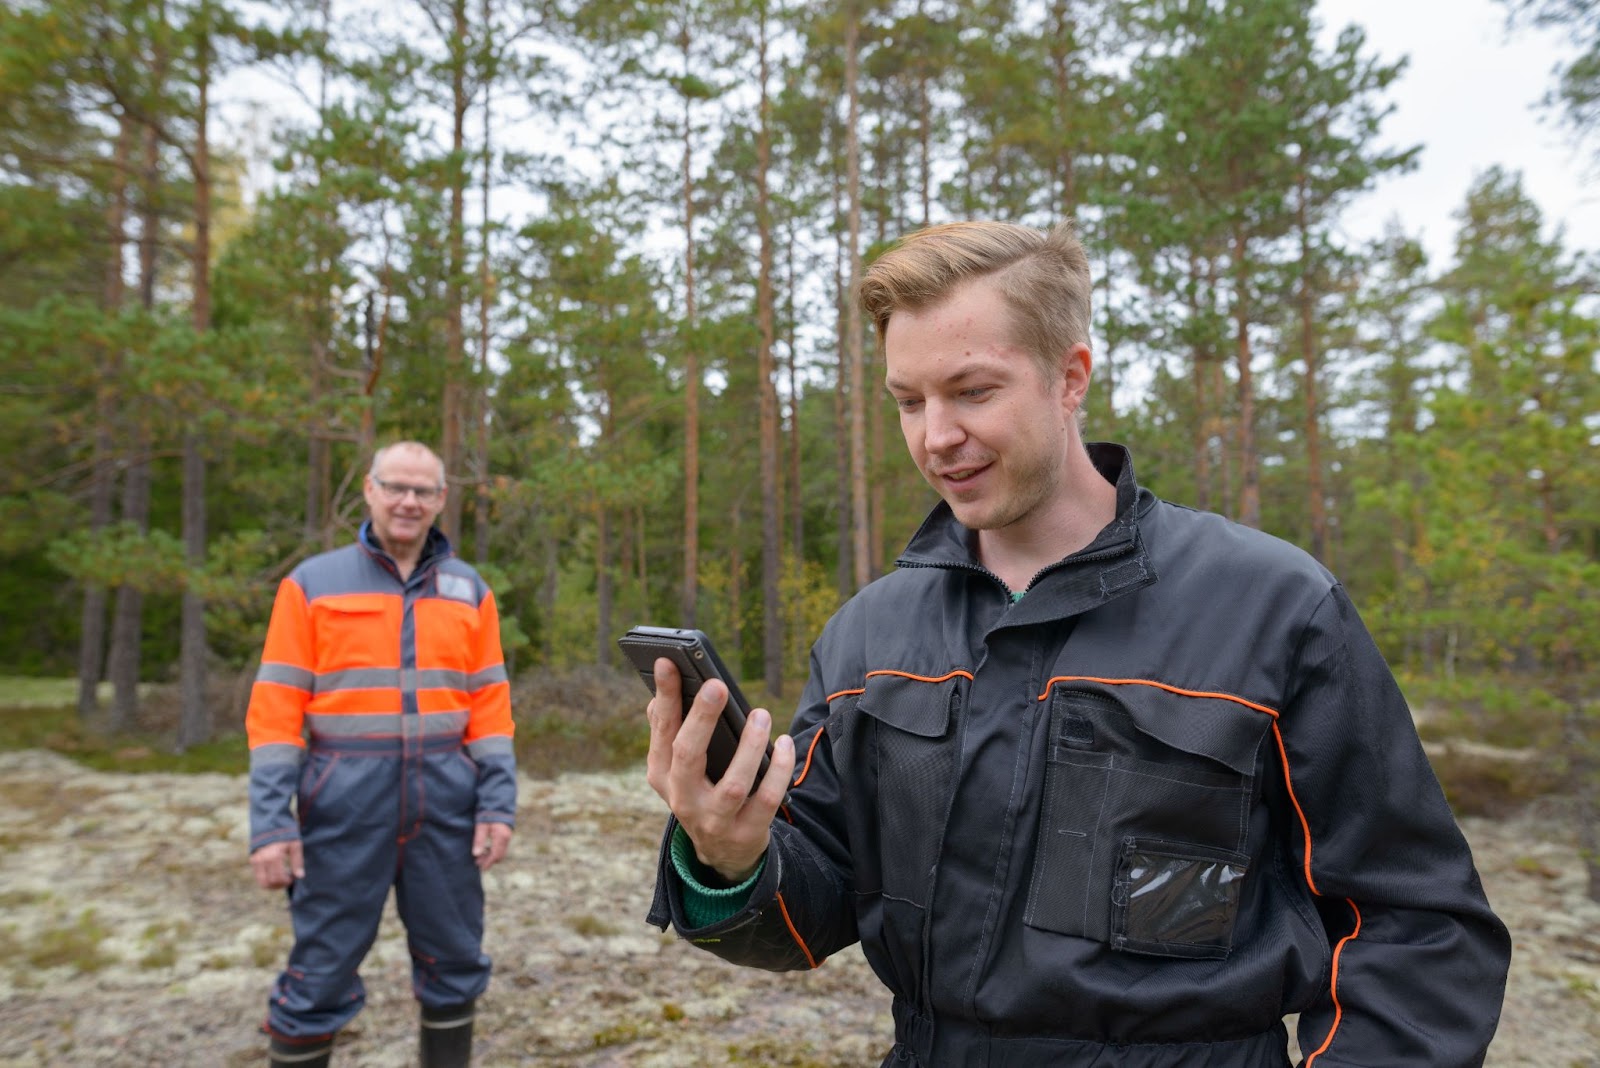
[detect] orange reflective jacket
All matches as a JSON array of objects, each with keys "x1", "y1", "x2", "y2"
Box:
[{"x1": 246, "y1": 526, "x2": 515, "y2": 851}]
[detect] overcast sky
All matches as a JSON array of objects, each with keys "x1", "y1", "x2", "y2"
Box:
[{"x1": 1316, "y1": 0, "x2": 1595, "y2": 264}]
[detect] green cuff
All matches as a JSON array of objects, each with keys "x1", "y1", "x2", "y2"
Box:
[{"x1": 671, "y1": 825, "x2": 763, "y2": 929}]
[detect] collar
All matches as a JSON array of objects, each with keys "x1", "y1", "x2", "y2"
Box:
[
  {"x1": 358, "y1": 520, "x2": 452, "y2": 582},
  {"x1": 897, "y1": 441, "x2": 1152, "y2": 573}
]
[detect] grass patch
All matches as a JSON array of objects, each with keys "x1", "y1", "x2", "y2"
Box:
[
  {"x1": 0, "y1": 889, "x2": 50, "y2": 909},
  {"x1": 0, "y1": 677, "x2": 149, "y2": 710},
  {"x1": 566, "y1": 913, "x2": 620, "y2": 938},
  {"x1": 26, "y1": 911, "x2": 113, "y2": 973},
  {"x1": 0, "y1": 699, "x2": 247, "y2": 775},
  {"x1": 251, "y1": 934, "x2": 284, "y2": 968},
  {"x1": 592, "y1": 1020, "x2": 647, "y2": 1048}
]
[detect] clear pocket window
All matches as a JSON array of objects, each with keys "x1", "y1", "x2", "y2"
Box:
[{"x1": 1111, "y1": 837, "x2": 1249, "y2": 960}]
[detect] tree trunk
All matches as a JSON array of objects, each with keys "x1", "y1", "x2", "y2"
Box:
[
  {"x1": 844, "y1": 3, "x2": 869, "y2": 591},
  {"x1": 1298, "y1": 175, "x2": 1327, "y2": 562},
  {"x1": 832, "y1": 158, "x2": 852, "y2": 599},
  {"x1": 755, "y1": 2, "x2": 783, "y2": 699},
  {"x1": 77, "y1": 114, "x2": 133, "y2": 722},
  {"x1": 1186, "y1": 255, "x2": 1210, "y2": 510},
  {"x1": 475, "y1": 20, "x2": 494, "y2": 565},
  {"x1": 1232, "y1": 228, "x2": 1260, "y2": 529},
  {"x1": 107, "y1": 453, "x2": 149, "y2": 733},
  {"x1": 108, "y1": 105, "x2": 164, "y2": 734},
  {"x1": 786, "y1": 226, "x2": 804, "y2": 565},
  {"x1": 680, "y1": 32, "x2": 701, "y2": 627},
  {"x1": 440, "y1": 0, "x2": 470, "y2": 541},
  {"x1": 177, "y1": 23, "x2": 212, "y2": 751},
  {"x1": 595, "y1": 503, "x2": 612, "y2": 667},
  {"x1": 541, "y1": 523, "x2": 559, "y2": 664}
]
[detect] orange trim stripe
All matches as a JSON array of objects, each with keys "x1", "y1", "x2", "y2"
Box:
[
  {"x1": 865, "y1": 668, "x2": 974, "y2": 685},
  {"x1": 1272, "y1": 722, "x2": 1320, "y2": 895},
  {"x1": 774, "y1": 892, "x2": 820, "y2": 969},
  {"x1": 1303, "y1": 899, "x2": 1362, "y2": 1066},
  {"x1": 1035, "y1": 675, "x2": 1280, "y2": 718},
  {"x1": 826, "y1": 668, "x2": 973, "y2": 705},
  {"x1": 791, "y1": 727, "x2": 826, "y2": 788}
]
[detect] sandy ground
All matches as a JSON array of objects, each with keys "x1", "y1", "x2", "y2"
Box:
[{"x1": 0, "y1": 749, "x2": 1596, "y2": 1067}]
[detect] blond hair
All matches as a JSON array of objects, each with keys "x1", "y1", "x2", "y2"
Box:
[{"x1": 857, "y1": 220, "x2": 1091, "y2": 380}]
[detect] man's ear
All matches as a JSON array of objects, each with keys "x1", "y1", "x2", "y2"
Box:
[{"x1": 1060, "y1": 343, "x2": 1093, "y2": 415}]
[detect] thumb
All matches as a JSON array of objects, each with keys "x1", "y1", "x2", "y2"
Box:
[
  {"x1": 288, "y1": 840, "x2": 305, "y2": 879},
  {"x1": 472, "y1": 823, "x2": 490, "y2": 857}
]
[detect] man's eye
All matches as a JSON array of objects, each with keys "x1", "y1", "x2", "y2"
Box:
[
  {"x1": 894, "y1": 397, "x2": 922, "y2": 412},
  {"x1": 960, "y1": 387, "x2": 993, "y2": 401}
]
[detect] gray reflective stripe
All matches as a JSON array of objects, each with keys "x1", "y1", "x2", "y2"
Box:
[
  {"x1": 312, "y1": 667, "x2": 400, "y2": 693},
  {"x1": 270, "y1": 1042, "x2": 335, "y2": 1064},
  {"x1": 421, "y1": 1012, "x2": 475, "y2": 1029},
  {"x1": 249, "y1": 743, "x2": 305, "y2": 768},
  {"x1": 467, "y1": 735, "x2": 514, "y2": 759},
  {"x1": 306, "y1": 711, "x2": 468, "y2": 737},
  {"x1": 256, "y1": 663, "x2": 313, "y2": 690},
  {"x1": 467, "y1": 665, "x2": 508, "y2": 690},
  {"x1": 306, "y1": 712, "x2": 403, "y2": 736},
  {"x1": 415, "y1": 668, "x2": 470, "y2": 691}
]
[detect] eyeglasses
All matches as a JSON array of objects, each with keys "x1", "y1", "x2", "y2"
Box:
[{"x1": 373, "y1": 478, "x2": 443, "y2": 503}]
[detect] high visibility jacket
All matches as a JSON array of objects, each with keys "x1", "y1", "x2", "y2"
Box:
[
  {"x1": 649, "y1": 444, "x2": 1510, "y2": 1067},
  {"x1": 247, "y1": 524, "x2": 516, "y2": 851}
]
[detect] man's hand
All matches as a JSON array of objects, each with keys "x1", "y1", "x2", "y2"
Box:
[
  {"x1": 645, "y1": 657, "x2": 796, "y2": 884},
  {"x1": 472, "y1": 821, "x2": 513, "y2": 871},
  {"x1": 250, "y1": 840, "x2": 304, "y2": 889}
]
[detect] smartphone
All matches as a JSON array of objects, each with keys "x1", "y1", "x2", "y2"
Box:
[{"x1": 617, "y1": 625, "x2": 772, "y2": 786}]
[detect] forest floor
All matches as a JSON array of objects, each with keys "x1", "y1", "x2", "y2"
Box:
[{"x1": 0, "y1": 747, "x2": 1597, "y2": 1067}]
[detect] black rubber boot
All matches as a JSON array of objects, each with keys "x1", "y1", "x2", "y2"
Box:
[
  {"x1": 268, "y1": 1034, "x2": 334, "y2": 1067},
  {"x1": 419, "y1": 1000, "x2": 475, "y2": 1068}
]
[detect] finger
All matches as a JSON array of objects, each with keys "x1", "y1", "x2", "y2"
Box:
[
  {"x1": 718, "y1": 706, "x2": 776, "y2": 799},
  {"x1": 669, "y1": 677, "x2": 726, "y2": 786},
  {"x1": 288, "y1": 840, "x2": 305, "y2": 880},
  {"x1": 478, "y1": 826, "x2": 509, "y2": 871},
  {"x1": 645, "y1": 658, "x2": 686, "y2": 786},
  {"x1": 472, "y1": 824, "x2": 490, "y2": 858},
  {"x1": 752, "y1": 732, "x2": 799, "y2": 812}
]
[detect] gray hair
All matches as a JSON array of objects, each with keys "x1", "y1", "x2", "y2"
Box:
[{"x1": 368, "y1": 441, "x2": 445, "y2": 487}]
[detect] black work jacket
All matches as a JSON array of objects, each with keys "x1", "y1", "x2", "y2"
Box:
[{"x1": 649, "y1": 444, "x2": 1510, "y2": 1067}]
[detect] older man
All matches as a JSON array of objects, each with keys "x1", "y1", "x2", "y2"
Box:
[{"x1": 247, "y1": 441, "x2": 515, "y2": 1068}]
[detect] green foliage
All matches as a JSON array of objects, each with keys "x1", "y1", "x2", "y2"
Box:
[{"x1": 0, "y1": 694, "x2": 247, "y2": 774}]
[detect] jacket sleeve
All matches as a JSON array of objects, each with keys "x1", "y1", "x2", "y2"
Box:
[
  {"x1": 465, "y1": 586, "x2": 516, "y2": 827},
  {"x1": 647, "y1": 645, "x2": 860, "y2": 970},
  {"x1": 1282, "y1": 585, "x2": 1511, "y2": 1067},
  {"x1": 245, "y1": 576, "x2": 314, "y2": 852}
]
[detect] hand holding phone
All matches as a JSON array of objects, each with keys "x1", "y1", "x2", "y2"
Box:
[
  {"x1": 626, "y1": 625, "x2": 796, "y2": 885},
  {"x1": 618, "y1": 625, "x2": 771, "y2": 785}
]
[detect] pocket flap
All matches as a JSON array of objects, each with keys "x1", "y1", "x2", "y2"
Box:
[
  {"x1": 319, "y1": 593, "x2": 391, "y2": 615},
  {"x1": 857, "y1": 671, "x2": 960, "y2": 738},
  {"x1": 1054, "y1": 684, "x2": 1271, "y2": 775}
]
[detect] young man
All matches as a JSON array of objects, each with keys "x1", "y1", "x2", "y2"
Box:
[
  {"x1": 644, "y1": 222, "x2": 1510, "y2": 1065},
  {"x1": 247, "y1": 441, "x2": 516, "y2": 1068}
]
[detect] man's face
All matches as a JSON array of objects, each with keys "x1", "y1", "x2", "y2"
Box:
[
  {"x1": 884, "y1": 279, "x2": 1084, "y2": 537},
  {"x1": 363, "y1": 446, "x2": 446, "y2": 556}
]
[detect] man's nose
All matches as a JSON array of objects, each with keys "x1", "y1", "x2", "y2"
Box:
[{"x1": 922, "y1": 400, "x2": 966, "y2": 453}]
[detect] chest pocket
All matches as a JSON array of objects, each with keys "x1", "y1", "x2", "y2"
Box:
[
  {"x1": 309, "y1": 594, "x2": 398, "y2": 672},
  {"x1": 1024, "y1": 685, "x2": 1270, "y2": 959},
  {"x1": 849, "y1": 671, "x2": 962, "y2": 907}
]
